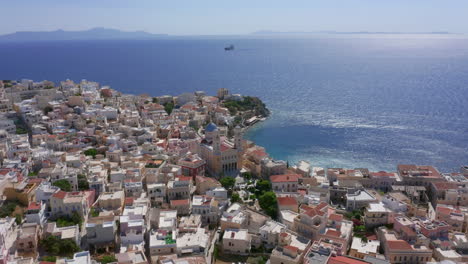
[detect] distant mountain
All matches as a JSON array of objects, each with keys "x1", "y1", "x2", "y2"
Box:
[
  {"x1": 252, "y1": 30, "x2": 451, "y2": 35},
  {"x1": 0, "y1": 27, "x2": 168, "y2": 42}
]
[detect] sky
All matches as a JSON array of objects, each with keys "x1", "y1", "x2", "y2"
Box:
[{"x1": 0, "y1": 0, "x2": 467, "y2": 35}]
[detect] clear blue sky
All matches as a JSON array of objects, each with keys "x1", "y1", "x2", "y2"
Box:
[{"x1": 1, "y1": 0, "x2": 467, "y2": 35}]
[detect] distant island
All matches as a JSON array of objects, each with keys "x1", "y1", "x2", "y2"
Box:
[
  {"x1": 0, "y1": 27, "x2": 168, "y2": 42},
  {"x1": 252, "y1": 30, "x2": 452, "y2": 35}
]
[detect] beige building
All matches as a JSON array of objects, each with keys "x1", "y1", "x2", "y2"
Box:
[
  {"x1": 50, "y1": 190, "x2": 94, "y2": 219},
  {"x1": 167, "y1": 176, "x2": 192, "y2": 200},
  {"x1": 223, "y1": 229, "x2": 251, "y2": 254},
  {"x1": 270, "y1": 174, "x2": 301, "y2": 193},
  {"x1": 96, "y1": 191, "x2": 125, "y2": 214},
  {"x1": 16, "y1": 223, "x2": 39, "y2": 255},
  {"x1": 199, "y1": 123, "x2": 242, "y2": 176},
  {"x1": 364, "y1": 202, "x2": 392, "y2": 229},
  {"x1": 379, "y1": 228, "x2": 432, "y2": 264},
  {"x1": 270, "y1": 231, "x2": 310, "y2": 264},
  {"x1": 170, "y1": 199, "x2": 191, "y2": 215},
  {"x1": 195, "y1": 176, "x2": 221, "y2": 194},
  {"x1": 349, "y1": 237, "x2": 380, "y2": 259},
  {"x1": 293, "y1": 202, "x2": 328, "y2": 241}
]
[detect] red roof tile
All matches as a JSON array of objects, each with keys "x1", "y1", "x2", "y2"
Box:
[
  {"x1": 283, "y1": 245, "x2": 299, "y2": 252},
  {"x1": 387, "y1": 240, "x2": 413, "y2": 251},
  {"x1": 125, "y1": 197, "x2": 134, "y2": 206},
  {"x1": 52, "y1": 190, "x2": 67, "y2": 199},
  {"x1": 329, "y1": 213, "x2": 344, "y2": 222},
  {"x1": 27, "y1": 202, "x2": 41, "y2": 211},
  {"x1": 277, "y1": 197, "x2": 297, "y2": 206},
  {"x1": 171, "y1": 199, "x2": 190, "y2": 206},
  {"x1": 328, "y1": 256, "x2": 367, "y2": 264},
  {"x1": 325, "y1": 229, "x2": 342, "y2": 238},
  {"x1": 270, "y1": 174, "x2": 301, "y2": 183},
  {"x1": 177, "y1": 176, "x2": 192, "y2": 182}
]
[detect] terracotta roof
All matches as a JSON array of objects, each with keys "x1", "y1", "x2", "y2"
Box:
[
  {"x1": 371, "y1": 171, "x2": 396, "y2": 177},
  {"x1": 277, "y1": 197, "x2": 297, "y2": 206},
  {"x1": 387, "y1": 240, "x2": 413, "y2": 251},
  {"x1": 52, "y1": 190, "x2": 67, "y2": 199},
  {"x1": 270, "y1": 174, "x2": 301, "y2": 183},
  {"x1": 171, "y1": 199, "x2": 190, "y2": 206},
  {"x1": 27, "y1": 202, "x2": 41, "y2": 211},
  {"x1": 283, "y1": 245, "x2": 299, "y2": 252},
  {"x1": 325, "y1": 229, "x2": 342, "y2": 238},
  {"x1": 328, "y1": 256, "x2": 367, "y2": 264},
  {"x1": 220, "y1": 143, "x2": 232, "y2": 152},
  {"x1": 125, "y1": 197, "x2": 134, "y2": 206},
  {"x1": 436, "y1": 206, "x2": 453, "y2": 215},
  {"x1": 177, "y1": 176, "x2": 192, "y2": 182},
  {"x1": 329, "y1": 213, "x2": 344, "y2": 222},
  {"x1": 432, "y1": 182, "x2": 460, "y2": 190}
]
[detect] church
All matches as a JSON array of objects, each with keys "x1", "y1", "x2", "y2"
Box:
[{"x1": 199, "y1": 123, "x2": 243, "y2": 177}]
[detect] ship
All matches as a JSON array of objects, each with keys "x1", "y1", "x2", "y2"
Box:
[{"x1": 224, "y1": 45, "x2": 234, "y2": 51}]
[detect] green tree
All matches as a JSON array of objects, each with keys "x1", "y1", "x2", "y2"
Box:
[
  {"x1": 242, "y1": 172, "x2": 252, "y2": 180},
  {"x1": 164, "y1": 102, "x2": 174, "y2": 115},
  {"x1": 255, "y1": 180, "x2": 271, "y2": 194},
  {"x1": 60, "y1": 239, "x2": 80, "y2": 256},
  {"x1": 71, "y1": 211, "x2": 83, "y2": 226},
  {"x1": 100, "y1": 255, "x2": 117, "y2": 264},
  {"x1": 353, "y1": 225, "x2": 366, "y2": 233},
  {"x1": 15, "y1": 214, "x2": 22, "y2": 225},
  {"x1": 258, "y1": 191, "x2": 278, "y2": 219},
  {"x1": 16, "y1": 127, "x2": 28, "y2": 134},
  {"x1": 42, "y1": 256, "x2": 57, "y2": 262},
  {"x1": 152, "y1": 97, "x2": 159, "y2": 103},
  {"x1": 90, "y1": 207, "x2": 99, "y2": 217},
  {"x1": 84, "y1": 148, "x2": 98, "y2": 158},
  {"x1": 231, "y1": 192, "x2": 242, "y2": 203},
  {"x1": 0, "y1": 200, "x2": 20, "y2": 217},
  {"x1": 43, "y1": 106, "x2": 54, "y2": 115},
  {"x1": 77, "y1": 174, "x2": 89, "y2": 190},
  {"x1": 53, "y1": 179, "x2": 72, "y2": 192},
  {"x1": 220, "y1": 176, "x2": 236, "y2": 189}
]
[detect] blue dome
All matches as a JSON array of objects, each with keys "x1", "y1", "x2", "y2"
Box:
[{"x1": 205, "y1": 122, "x2": 218, "y2": 132}]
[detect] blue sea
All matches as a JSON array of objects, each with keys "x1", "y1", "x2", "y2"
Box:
[{"x1": 1, "y1": 36, "x2": 467, "y2": 172}]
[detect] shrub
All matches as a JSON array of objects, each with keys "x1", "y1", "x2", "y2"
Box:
[
  {"x1": 258, "y1": 191, "x2": 278, "y2": 219},
  {"x1": 53, "y1": 179, "x2": 72, "y2": 192}
]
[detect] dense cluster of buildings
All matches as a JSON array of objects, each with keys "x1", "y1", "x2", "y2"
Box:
[{"x1": 0, "y1": 79, "x2": 467, "y2": 264}]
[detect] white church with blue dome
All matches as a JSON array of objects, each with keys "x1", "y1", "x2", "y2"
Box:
[{"x1": 200, "y1": 122, "x2": 243, "y2": 177}]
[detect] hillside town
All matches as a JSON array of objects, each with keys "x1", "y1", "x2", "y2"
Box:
[{"x1": 0, "y1": 79, "x2": 468, "y2": 264}]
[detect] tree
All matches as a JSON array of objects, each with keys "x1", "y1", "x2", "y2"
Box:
[
  {"x1": 231, "y1": 192, "x2": 242, "y2": 203},
  {"x1": 56, "y1": 211, "x2": 82, "y2": 228},
  {"x1": 220, "y1": 176, "x2": 236, "y2": 189},
  {"x1": 71, "y1": 211, "x2": 83, "y2": 226},
  {"x1": 84, "y1": 148, "x2": 98, "y2": 158},
  {"x1": 77, "y1": 174, "x2": 89, "y2": 190},
  {"x1": 255, "y1": 180, "x2": 271, "y2": 194},
  {"x1": 100, "y1": 255, "x2": 117, "y2": 264},
  {"x1": 53, "y1": 179, "x2": 72, "y2": 192},
  {"x1": 42, "y1": 256, "x2": 57, "y2": 262},
  {"x1": 242, "y1": 172, "x2": 252, "y2": 180},
  {"x1": 40, "y1": 236, "x2": 79, "y2": 256},
  {"x1": 43, "y1": 106, "x2": 54, "y2": 115},
  {"x1": 16, "y1": 127, "x2": 28, "y2": 134},
  {"x1": 90, "y1": 207, "x2": 99, "y2": 217},
  {"x1": 164, "y1": 102, "x2": 174, "y2": 115},
  {"x1": 15, "y1": 214, "x2": 22, "y2": 225},
  {"x1": 258, "y1": 191, "x2": 278, "y2": 219}
]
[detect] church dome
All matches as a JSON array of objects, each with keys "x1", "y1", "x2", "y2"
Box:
[{"x1": 205, "y1": 122, "x2": 218, "y2": 132}]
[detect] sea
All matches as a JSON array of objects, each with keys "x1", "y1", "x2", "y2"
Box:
[{"x1": 1, "y1": 35, "x2": 467, "y2": 172}]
